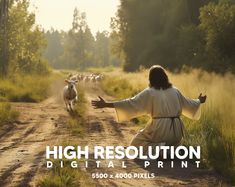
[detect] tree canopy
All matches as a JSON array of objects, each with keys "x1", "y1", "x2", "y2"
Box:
[
  {"x1": 44, "y1": 8, "x2": 122, "y2": 70},
  {"x1": 0, "y1": 0, "x2": 49, "y2": 76},
  {"x1": 112, "y1": 0, "x2": 235, "y2": 73}
]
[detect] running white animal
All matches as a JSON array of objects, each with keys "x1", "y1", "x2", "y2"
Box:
[{"x1": 63, "y1": 79, "x2": 78, "y2": 111}]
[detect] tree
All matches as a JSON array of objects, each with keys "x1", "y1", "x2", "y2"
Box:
[
  {"x1": 7, "y1": 0, "x2": 48, "y2": 74},
  {"x1": 0, "y1": 0, "x2": 49, "y2": 75},
  {"x1": 44, "y1": 29, "x2": 64, "y2": 68},
  {"x1": 200, "y1": 3, "x2": 235, "y2": 72},
  {"x1": 72, "y1": 8, "x2": 87, "y2": 33},
  {"x1": 59, "y1": 8, "x2": 95, "y2": 70},
  {"x1": 94, "y1": 31, "x2": 110, "y2": 67},
  {"x1": 0, "y1": 0, "x2": 9, "y2": 76},
  {"x1": 112, "y1": 0, "x2": 220, "y2": 72},
  {"x1": 44, "y1": 7, "x2": 122, "y2": 70}
]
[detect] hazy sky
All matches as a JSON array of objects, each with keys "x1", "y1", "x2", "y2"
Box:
[{"x1": 29, "y1": 0, "x2": 120, "y2": 35}]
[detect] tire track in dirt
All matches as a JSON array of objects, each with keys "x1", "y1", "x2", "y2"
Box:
[
  {"x1": 0, "y1": 79, "x2": 69, "y2": 187},
  {"x1": 0, "y1": 126, "x2": 36, "y2": 152}
]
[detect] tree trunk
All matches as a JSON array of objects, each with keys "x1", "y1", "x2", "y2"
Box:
[{"x1": 0, "y1": 0, "x2": 9, "y2": 77}]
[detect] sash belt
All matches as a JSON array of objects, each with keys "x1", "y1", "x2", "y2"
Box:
[{"x1": 152, "y1": 116, "x2": 184, "y2": 137}]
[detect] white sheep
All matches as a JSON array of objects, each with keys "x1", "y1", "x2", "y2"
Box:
[
  {"x1": 95, "y1": 74, "x2": 104, "y2": 82},
  {"x1": 63, "y1": 79, "x2": 78, "y2": 111},
  {"x1": 83, "y1": 75, "x2": 90, "y2": 83}
]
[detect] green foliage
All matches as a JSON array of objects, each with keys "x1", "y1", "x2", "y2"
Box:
[
  {"x1": 0, "y1": 102, "x2": 19, "y2": 126},
  {"x1": 176, "y1": 25, "x2": 205, "y2": 68},
  {"x1": 60, "y1": 9, "x2": 95, "y2": 70},
  {"x1": 113, "y1": 0, "x2": 235, "y2": 73},
  {"x1": 112, "y1": 0, "x2": 208, "y2": 71},
  {"x1": 199, "y1": 2, "x2": 235, "y2": 73},
  {"x1": 0, "y1": 0, "x2": 49, "y2": 76}
]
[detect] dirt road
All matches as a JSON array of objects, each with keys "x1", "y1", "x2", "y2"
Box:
[
  {"x1": 0, "y1": 80, "x2": 68, "y2": 187},
  {"x1": 0, "y1": 80, "x2": 227, "y2": 187}
]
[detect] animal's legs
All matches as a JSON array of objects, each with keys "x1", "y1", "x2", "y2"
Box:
[
  {"x1": 70, "y1": 101, "x2": 74, "y2": 111},
  {"x1": 64, "y1": 99, "x2": 70, "y2": 111}
]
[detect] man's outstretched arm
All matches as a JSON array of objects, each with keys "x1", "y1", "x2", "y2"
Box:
[{"x1": 91, "y1": 96, "x2": 114, "y2": 109}]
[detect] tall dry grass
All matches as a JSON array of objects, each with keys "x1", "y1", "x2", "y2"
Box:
[
  {"x1": 0, "y1": 74, "x2": 56, "y2": 102},
  {"x1": 0, "y1": 102, "x2": 19, "y2": 126},
  {"x1": 37, "y1": 158, "x2": 95, "y2": 187},
  {"x1": 101, "y1": 68, "x2": 235, "y2": 182}
]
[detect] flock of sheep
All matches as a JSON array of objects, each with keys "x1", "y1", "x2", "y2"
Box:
[
  {"x1": 63, "y1": 73, "x2": 104, "y2": 111},
  {"x1": 68, "y1": 73, "x2": 104, "y2": 83}
]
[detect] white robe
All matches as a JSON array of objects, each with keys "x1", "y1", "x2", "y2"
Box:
[{"x1": 113, "y1": 87, "x2": 201, "y2": 146}]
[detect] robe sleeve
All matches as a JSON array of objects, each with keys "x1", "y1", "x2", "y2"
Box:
[
  {"x1": 177, "y1": 89, "x2": 201, "y2": 120},
  {"x1": 113, "y1": 88, "x2": 151, "y2": 122}
]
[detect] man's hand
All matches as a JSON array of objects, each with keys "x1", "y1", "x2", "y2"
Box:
[
  {"x1": 91, "y1": 96, "x2": 114, "y2": 109},
  {"x1": 198, "y1": 93, "x2": 207, "y2": 104},
  {"x1": 92, "y1": 96, "x2": 107, "y2": 109}
]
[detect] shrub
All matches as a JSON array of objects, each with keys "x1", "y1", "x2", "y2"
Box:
[{"x1": 0, "y1": 102, "x2": 19, "y2": 126}]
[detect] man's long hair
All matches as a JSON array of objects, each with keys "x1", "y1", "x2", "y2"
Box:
[{"x1": 149, "y1": 65, "x2": 172, "y2": 90}]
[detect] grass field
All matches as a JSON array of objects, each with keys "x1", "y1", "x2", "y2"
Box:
[
  {"x1": 101, "y1": 68, "x2": 235, "y2": 182},
  {"x1": 0, "y1": 73, "x2": 57, "y2": 102}
]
